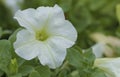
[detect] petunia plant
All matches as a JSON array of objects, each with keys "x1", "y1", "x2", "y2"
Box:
[{"x1": 0, "y1": 2, "x2": 120, "y2": 77}]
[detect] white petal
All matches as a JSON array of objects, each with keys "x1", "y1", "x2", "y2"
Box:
[
  {"x1": 51, "y1": 4, "x2": 65, "y2": 20},
  {"x1": 14, "y1": 29, "x2": 39, "y2": 60},
  {"x1": 38, "y1": 41, "x2": 66, "y2": 69},
  {"x1": 38, "y1": 36, "x2": 73, "y2": 68},
  {"x1": 35, "y1": 5, "x2": 65, "y2": 33},
  {"x1": 48, "y1": 20, "x2": 77, "y2": 42},
  {"x1": 36, "y1": 6, "x2": 52, "y2": 29},
  {"x1": 94, "y1": 58, "x2": 120, "y2": 77},
  {"x1": 36, "y1": 4, "x2": 65, "y2": 24},
  {"x1": 47, "y1": 38, "x2": 67, "y2": 68},
  {"x1": 48, "y1": 36, "x2": 75, "y2": 48},
  {"x1": 14, "y1": 9, "x2": 40, "y2": 32},
  {"x1": 14, "y1": 40, "x2": 40, "y2": 60},
  {"x1": 14, "y1": 29, "x2": 35, "y2": 48}
]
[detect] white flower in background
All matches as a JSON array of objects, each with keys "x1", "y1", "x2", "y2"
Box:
[
  {"x1": 90, "y1": 33, "x2": 119, "y2": 57},
  {"x1": 83, "y1": 43, "x2": 105, "y2": 58},
  {"x1": 91, "y1": 43, "x2": 105, "y2": 58},
  {"x1": 94, "y1": 58, "x2": 120, "y2": 77},
  {"x1": 4, "y1": 0, "x2": 23, "y2": 14},
  {"x1": 14, "y1": 5, "x2": 77, "y2": 69},
  {"x1": 91, "y1": 43, "x2": 114, "y2": 58}
]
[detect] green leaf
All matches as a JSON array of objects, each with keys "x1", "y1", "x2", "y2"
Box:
[
  {"x1": 29, "y1": 71, "x2": 40, "y2": 77},
  {"x1": 19, "y1": 65, "x2": 34, "y2": 76},
  {"x1": 67, "y1": 45, "x2": 95, "y2": 69},
  {"x1": 0, "y1": 40, "x2": 11, "y2": 74},
  {"x1": 35, "y1": 65, "x2": 51, "y2": 77},
  {"x1": 67, "y1": 46, "x2": 83, "y2": 68},
  {"x1": 83, "y1": 48, "x2": 96, "y2": 67}
]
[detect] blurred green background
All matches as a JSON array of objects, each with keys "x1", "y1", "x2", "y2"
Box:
[{"x1": 0, "y1": 0, "x2": 120, "y2": 49}]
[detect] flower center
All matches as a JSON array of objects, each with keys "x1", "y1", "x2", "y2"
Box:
[{"x1": 36, "y1": 29, "x2": 49, "y2": 41}]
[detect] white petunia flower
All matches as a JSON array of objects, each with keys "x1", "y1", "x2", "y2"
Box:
[
  {"x1": 94, "y1": 58, "x2": 120, "y2": 77},
  {"x1": 13, "y1": 4, "x2": 77, "y2": 69}
]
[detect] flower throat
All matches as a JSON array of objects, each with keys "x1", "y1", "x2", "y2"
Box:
[{"x1": 36, "y1": 29, "x2": 49, "y2": 41}]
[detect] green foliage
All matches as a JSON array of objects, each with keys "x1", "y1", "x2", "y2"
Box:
[
  {"x1": 9, "y1": 58, "x2": 18, "y2": 75},
  {"x1": 0, "y1": 30, "x2": 106, "y2": 77},
  {"x1": 0, "y1": 40, "x2": 11, "y2": 75},
  {"x1": 67, "y1": 45, "x2": 106, "y2": 77},
  {"x1": 10, "y1": 73, "x2": 22, "y2": 77},
  {"x1": 91, "y1": 68, "x2": 107, "y2": 77},
  {"x1": 67, "y1": 46, "x2": 95, "y2": 68},
  {"x1": 35, "y1": 66, "x2": 51, "y2": 77},
  {"x1": 19, "y1": 65, "x2": 34, "y2": 76},
  {"x1": 29, "y1": 71, "x2": 40, "y2": 77},
  {"x1": 28, "y1": 65, "x2": 51, "y2": 77}
]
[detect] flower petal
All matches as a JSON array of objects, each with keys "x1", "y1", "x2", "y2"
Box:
[
  {"x1": 36, "y1": 4, "x2": 65, "y2": 23},
  {"x1": 14, "y1": 40, "x2": 40, "y2": 60},
  {"x1": 14, "y1": 9, "x2": 41, "y2": 32},
  {"x1": 35, "y1": 5, "x2": 65, "y2": 32},
  {"x1": 38, "y1": 41, "x2": 66, "y2": 69},
  {"x1": 48, "y1": 20, "x2": 77, "y2": 42},
  {"x1": 14, "y1": 29, "x2": 36, "y2": 48},
  {"x1": 38, "y1": 36, "x2": 73, "y2": 68},
  {"x1": 94, "y1": 58, "x2": 120, "y2": 77},
  {"x1": 48, "y1": 36, "x2": 75, "y2": 48},
  {"x1": 51, "y1": 4, "x2": 65, "y2": 20},
  {"x1": 14, "y1": 29, "x2": 39, "y2": 60}
]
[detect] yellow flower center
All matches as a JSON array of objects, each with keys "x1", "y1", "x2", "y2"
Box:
[{"x1": 36, "y1": 28, "x2": 49, "y2": 41}]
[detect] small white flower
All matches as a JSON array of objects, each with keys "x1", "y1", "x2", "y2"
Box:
[
  {"x1": 14, "y1": 5, "x2": 77, "y2": 69},
  {"x1": 94, "y1": 58, "x2": 120, "y2": 77}
]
